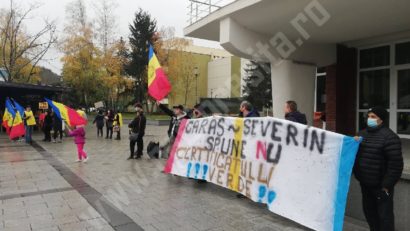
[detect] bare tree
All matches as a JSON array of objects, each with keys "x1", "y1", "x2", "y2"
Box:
[
  {"x1": 0, "y1": 0, "x2": 57, "y2": 82},
  {"x1": 93, "y1": 0, "x2": 118, "y2": 54},
  {"x1": 65, "y1": 0, "x2": 88, "y2": 33}
]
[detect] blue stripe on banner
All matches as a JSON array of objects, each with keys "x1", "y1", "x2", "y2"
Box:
[{"x1": 333, "y1": 136, "x2": 361, "y2": 231}]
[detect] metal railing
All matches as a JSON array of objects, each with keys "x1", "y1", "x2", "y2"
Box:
[{"x1": 187, "y1": 0, "x2": 237, "y2": 25}]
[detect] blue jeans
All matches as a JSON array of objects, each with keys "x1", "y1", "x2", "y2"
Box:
[{"x1": 25, "y1": 125, "x2": 33, "y2": 143}]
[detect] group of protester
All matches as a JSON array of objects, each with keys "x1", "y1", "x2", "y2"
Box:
[
  {"x1": 4, "y1": 97, "x2": 402, "y2": 231},
  {"x1": 128, "y1": 99, "x2": 401, "y2": 231},
  {"x1": 92, "y1": 109, "x2": 123, "y2": 140}
]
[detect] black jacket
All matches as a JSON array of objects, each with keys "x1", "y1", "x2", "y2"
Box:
[
  {"x1": 106, "y1": 113, "x2": 114, "y2": 127},
  {"x1": 246, "y1": 110, "x2": 260, "y2": 118},
  {"x1": 354, "y1": 125, "x2": 403, "y2": 189},
  {"x1": 52, "y1": 113, "x2": 62, "y2": 129},
  {"x1": 93, "y1": 114, "x2": 105, "y2": 128},
  {"x1": 128, "y1": 114, "x2": 146, "y2": 137},
  {"x1": 43, "y1": 114, "x2": 53, "y2": 129},
  {"x1": 159, "y1": 104, "x2": 190, "y2": 138},
  {"x1": 285, "y1": 111, "x2": 307, "y2": 125}
]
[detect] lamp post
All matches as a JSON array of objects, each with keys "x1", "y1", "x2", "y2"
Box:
[{"x1": 194, "y1": 66, "x2": 199, "y2": 104}]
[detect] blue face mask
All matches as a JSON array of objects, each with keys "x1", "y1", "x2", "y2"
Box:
[{"x1": 367, "y1": 118, "x2": 378, "y2": 128}]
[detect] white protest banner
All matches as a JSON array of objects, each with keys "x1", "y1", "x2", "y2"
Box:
[
  {"x1": 164, "y1": 116, "x2": 361, "y2": 231},
  {"x1": 94, "y1": 101, "x2": 104, "y2": 109}
]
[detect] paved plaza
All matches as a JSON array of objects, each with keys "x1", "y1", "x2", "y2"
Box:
[{"x1": 0, "y1": 124, "x2": 368, "y2": 231}]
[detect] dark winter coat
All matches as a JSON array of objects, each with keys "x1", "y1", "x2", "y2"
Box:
[
  {"x1": 106, "y1": 113, "x2": 114, "y2": 128},
  {"x1": 93, "y1": 114, "x2": 105, "y2": 128},
  {"x1": 128, "y1": 114, "x2": 146, "y2": 138},
  {"x1": 159, "y1": 104, "x2": 190, "y2": 138},
  {"x1": 285, "y1": 111, "x2": 307, "y2": 125},
  {"x1": 354, "y1": 125, "x2": 403, "y2": 189},
  {"x1": 246, "y1": 110, "x2": 260, "y2": 118},
  {"x1": 52, "y1": 113, "x2": 62, "y2": 129},
  {"x1": 43, "y1": 113, "x2": 53, "y2": 130}
]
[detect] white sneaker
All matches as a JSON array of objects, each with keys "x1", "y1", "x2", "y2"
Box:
[
  {"x1": 82, "y1": 157, "x2": 89, "y2": 163},
  {"x1": 52, "y1": 140, "x2": 56, "y2": 143},
  {"x1": 75, "y1": 159, "x2": 82, "y2": 162}
]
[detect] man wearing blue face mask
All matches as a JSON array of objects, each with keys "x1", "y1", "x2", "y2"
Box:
[{"x1": 354, "y1": 106, "x2": 403, "y2": 231}]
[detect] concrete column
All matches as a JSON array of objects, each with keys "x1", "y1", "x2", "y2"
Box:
[{"x1": 271, "y1": 60, "x2": 316, "y2": 124}]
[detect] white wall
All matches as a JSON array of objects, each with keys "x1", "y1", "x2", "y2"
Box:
[
  {"x1": 271, "y1": 60, "x2": 316, "y2": 124},
  {"x1": 207, "y1": 57, "x2": 232, "y2": 98}
]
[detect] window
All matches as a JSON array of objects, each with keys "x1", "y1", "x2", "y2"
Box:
[
  {"x1": 397, "y1": 112, "x2": 410, "y2": 135},
  {"x1": 398, "y1": 69, "x2": 410, "y2": 109},
  {"x1": 395, "y1": 42, "x2": 410, "y2": 65},
  {"x1": 359, "y1": 69, "x2": 390, "y2": 109},
  {"x1": 360, "y1": 46, "x2": 390, "y2": 68}
]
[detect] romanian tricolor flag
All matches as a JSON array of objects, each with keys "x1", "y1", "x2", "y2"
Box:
[
  {"x1": 45, "y1": 98, "x2": 87, "y2": 127},
  {"x1": 11, "y1": 99, "x2": 25, "y2": 120},
  {"x1": 2, "y1": 104, "x2": 12, "y2": 134},
  {"x1": 4, "y1": 99, "x2": 25, "y2": 139},
  {"x1": 148, "y1": 44, "x2": 171, "y2": 101}
]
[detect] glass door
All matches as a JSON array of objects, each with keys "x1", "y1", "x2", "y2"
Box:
[{"x1": 396, "y1": 68, "x2": 410, "y2": 138}]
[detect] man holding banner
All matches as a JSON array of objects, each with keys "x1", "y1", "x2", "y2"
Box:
[
  {"x1": 164, "y1": 114, "x2": 362, "y2": 231},
  {"x1": 354, "y1": 106, "x2": 403, "y2": 231}
]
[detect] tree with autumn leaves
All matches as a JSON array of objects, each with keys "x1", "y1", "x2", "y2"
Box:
[
  {"x1": 61, "y1": 1, "x2": 197, "y2": 109},
  {"x1": 61, "y1": 0, "x2": 133, "y2": 109}
]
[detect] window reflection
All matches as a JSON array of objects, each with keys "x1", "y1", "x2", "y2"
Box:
[
  {"x1": 398, "y1": 69, "x2": 410, "y2": 109},
  {"x1": 359, "y1": 69, "x2": 390, "y2": 109},
  {"x1": 360, "y1": 46, "x2": 390, "y2": 68},
  {"x1": 396, "y1": 42, "x2": 410, "y2": 65},
  {"x1": 398, "y1": 112, "x2": 410, "y2": 135}
]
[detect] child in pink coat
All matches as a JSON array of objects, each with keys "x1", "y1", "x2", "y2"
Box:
[{"x1": 68, "y1": 125, "x2": 89, "y2": 162}]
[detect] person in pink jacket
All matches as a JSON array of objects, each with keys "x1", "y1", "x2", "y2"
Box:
[{"x1": 68, "y1": 125, "x2": 89, "y2": 162}]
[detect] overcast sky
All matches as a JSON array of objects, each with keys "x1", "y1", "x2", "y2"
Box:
[{"x1": 0, "y1": 0, "x2": 219, "y2": 75}]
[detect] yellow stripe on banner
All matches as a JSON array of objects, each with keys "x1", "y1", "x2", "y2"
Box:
[
  {"x1": 228, "y1": 118, "x2": 244, "y2": 192},
  {"x1": 148, "y1": 56, "x2": 161, "y2": 87}
]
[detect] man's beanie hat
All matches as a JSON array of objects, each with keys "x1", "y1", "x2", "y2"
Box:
[{"x1": 368, "y1": 106, "x2": 388, "y2": 121}]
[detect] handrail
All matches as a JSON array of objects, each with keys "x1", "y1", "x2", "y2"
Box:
[{"x1": 187, "y1": 0, "x2": 237, "y2": 25}]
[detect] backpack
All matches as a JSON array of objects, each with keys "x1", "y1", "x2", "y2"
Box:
[{"x1": 147, "y1": 142, "x2": 160, "y2": 159}]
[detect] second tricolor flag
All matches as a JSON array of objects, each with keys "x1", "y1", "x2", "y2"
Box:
[{"x1": 147, "y1": 44, "x2": 171, "y2": 101}]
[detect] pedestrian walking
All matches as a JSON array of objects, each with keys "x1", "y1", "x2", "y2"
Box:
[
  {"x1": 67, "y1": 125, "x2": 88, "y2": 163},
  {"x1": 113, "y1": 110, "x2": 123, "y2": 140},
  {"x1": 93, "y1": 110, "x2": 105, "y2": 137},
  {"x1": 284, "y1": 100, "x2": 307, "y2": 125},
  {"x1": 157, "y1": 102, "x2": 190, "y2": 158},
  {"x1": 52, "y1": 110, "x2": 63, "y2": 143},
  {"x1": 105, "y1": 110, "x2": 114, "y2": 139},
  {"x1": 23, "y1": 106, "x2": 36, "y2": 144},
  {"x1": 128, "y1": 104, "x2": 146, "y2": 159},
  {"x1": 42, "y1": 109, "x2": 53, "y2": 142},
  {"x1": 354, "y1": 106, "x2": 403, "y2": 231}
]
